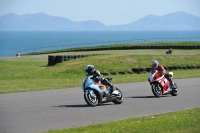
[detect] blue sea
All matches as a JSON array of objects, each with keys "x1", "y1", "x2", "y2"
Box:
[{"x1": 0, "y1": 31, "x2": 200, "y2": 57}]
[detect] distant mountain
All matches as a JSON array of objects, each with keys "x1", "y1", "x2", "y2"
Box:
[
  {"x1": 0, "y1": 13, "x2": 105, "y2": 31},
  {"x1": 107, "y1": 11, "x2": 200, "y2": 31},
  {"x1": 0, "y1": 11, "x2": 199, "y2": 31}
]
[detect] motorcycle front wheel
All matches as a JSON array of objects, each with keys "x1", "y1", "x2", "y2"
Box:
[
  {"x1": 84, "y1": 91, "x2": 98, "y2": 107},
  {"x1": 152, "y1": 84, "x2": 162, "y2": 98}
]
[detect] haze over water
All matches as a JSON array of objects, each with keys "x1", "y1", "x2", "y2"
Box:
[{"x1": 0, "y1": 31, "x2": 200, "y2": 57}]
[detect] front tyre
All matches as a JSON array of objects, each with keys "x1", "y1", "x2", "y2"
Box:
[
  {"x1": 152, "y1": 84, "x2": 162, "y2": 98},
  {"x1": 112, "y1": 88, "x2": 123, "y2": 104},
  {"x1": 84, "y1": 91, "x2": 98, "y2": 107}
]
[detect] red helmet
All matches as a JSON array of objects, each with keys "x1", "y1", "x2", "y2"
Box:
[{"x1": 152, "y1": 60, "x2": 159, "y2": 69}]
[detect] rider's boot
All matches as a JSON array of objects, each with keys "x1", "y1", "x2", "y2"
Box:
[
  {"x1": 102, "y1": 92, "x2": 107, "y2": 101},
  {"x1": 107, "y1": 82, "x2": 118, "y2": 97},
  {"x1": 111, "y1": 87, "x2": 119, "y2": 97},
  {"x1": 169, "y1": 79, "x2": 176, "y2": 90},
  {"x1": 165, "y1": 73, "x2": 176, "y2": 90}
]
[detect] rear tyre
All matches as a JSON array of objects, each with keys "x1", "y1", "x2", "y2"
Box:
[
  {"x1": 84, "y1": 91, "x2": 98, "y2": 107},
  {"x1": 112, "y1": 88, "x2": 123, "y2": 104},
  {"x1": 170, "y1": 82, "x2": 178, "y2": 96},
  {"x1": 152, "y1": 84, "x2": 162, "y2": 98}
]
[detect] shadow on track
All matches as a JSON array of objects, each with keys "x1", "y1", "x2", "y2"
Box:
[
  {"x1": 125, "y1": 95, "x2": 170, "y2": 98},
  {"x1": 52, "y1": 103, "x2": 113, "y2": 108}
]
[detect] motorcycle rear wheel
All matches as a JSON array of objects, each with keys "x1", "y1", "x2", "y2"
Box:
[
  {"x1": 84, "y1": 91, "x2": 98, "y2": 107},
  {"x1": 152, "y1": 84, "x2": 162, "y2": 98},
  {"x1": 112, "y1": 88, "x2": 123, "y2": 104}
]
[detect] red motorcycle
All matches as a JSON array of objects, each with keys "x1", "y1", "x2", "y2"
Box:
[{"x1": 148, "y1": 70, "x2": 178, "y2": 97}]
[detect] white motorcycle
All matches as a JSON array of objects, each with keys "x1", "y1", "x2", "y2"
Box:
[{"x1": 148, "y1": 70, "x2": 178, "y2": 97}]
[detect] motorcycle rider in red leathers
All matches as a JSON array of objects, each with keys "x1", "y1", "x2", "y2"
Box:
[{"x1": 151, "y1": 60, "x2": 176, "y2": 89}]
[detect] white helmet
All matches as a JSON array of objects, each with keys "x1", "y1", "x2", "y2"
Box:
[{"x1": 152, "y1": 60, "x2": 159, "y2": 69}]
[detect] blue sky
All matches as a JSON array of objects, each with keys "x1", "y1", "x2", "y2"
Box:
[{"x1": 0, "y1": 0, "x2": 199, "y2": 26}]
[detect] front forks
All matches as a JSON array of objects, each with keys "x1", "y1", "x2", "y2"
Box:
[{"x1": 89, "y1": 90, "x2": 95, "y2": 98}]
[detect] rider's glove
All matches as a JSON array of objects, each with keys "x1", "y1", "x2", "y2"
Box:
[
  {"x1": 159, "y1": 72, "x2": 164, "y2": 76},
  {"x1": 103, "y1": 78, "x2": 107, "y2": 82}
]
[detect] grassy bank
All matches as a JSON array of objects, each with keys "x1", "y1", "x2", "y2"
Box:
[
  {"x1": 1, "y1": 45, "x2": 200, "y2": 133},
  {"x1": 26, "y1": 41, "x2": 200, "y2": 55},
  {"x1": 0, "y1": 49, "x2": 200, "y2": 94},
  {"x1": 45, "y1": 107, "x2": 200, "y2": 133}
]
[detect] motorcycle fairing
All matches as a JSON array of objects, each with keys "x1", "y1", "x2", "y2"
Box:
[
  {"x1": 82, "y1": 76, "x2": 104, "y2": 92},
  {"x1": 154, "y1": 75, "x2": 170, "y2": 94},
  {"x1": 149, "y1": 70, "x2": 171, "y2": 95},
  {"x1": 94, "y1": 82, "x2": 105, "y2": 91},
  {"x1": 82, "y1": 76, "x2": 106, "y2": 102}
]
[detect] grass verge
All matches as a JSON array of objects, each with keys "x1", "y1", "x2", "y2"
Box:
[
  {"x1": 0, "y1": 49, "x2": 200, "y2": 94},
  {"x1": 45, "y1": 107, "x2": 200, "y2": 133}
]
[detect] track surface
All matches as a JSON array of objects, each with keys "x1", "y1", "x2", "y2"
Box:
[{"x1": 0, "y1": 78, "x2": 200, "y2": 133}]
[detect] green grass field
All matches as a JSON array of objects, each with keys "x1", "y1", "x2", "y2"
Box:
[{"x1": 0, "y1": 49, "x2": 200, "y2": 94}]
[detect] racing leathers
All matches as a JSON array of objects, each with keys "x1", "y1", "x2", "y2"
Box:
[{"x1": 87, "y1": 70, "x2": 115, "y2": 95}]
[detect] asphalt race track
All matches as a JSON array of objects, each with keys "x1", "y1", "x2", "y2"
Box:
[{"x1": 0, "y1": 78, "x2": 200, "y2": 133}]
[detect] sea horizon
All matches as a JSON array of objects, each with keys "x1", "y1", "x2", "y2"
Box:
[{"x1": 0, "y1": 30, "x2": 200, "y2": 57}]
